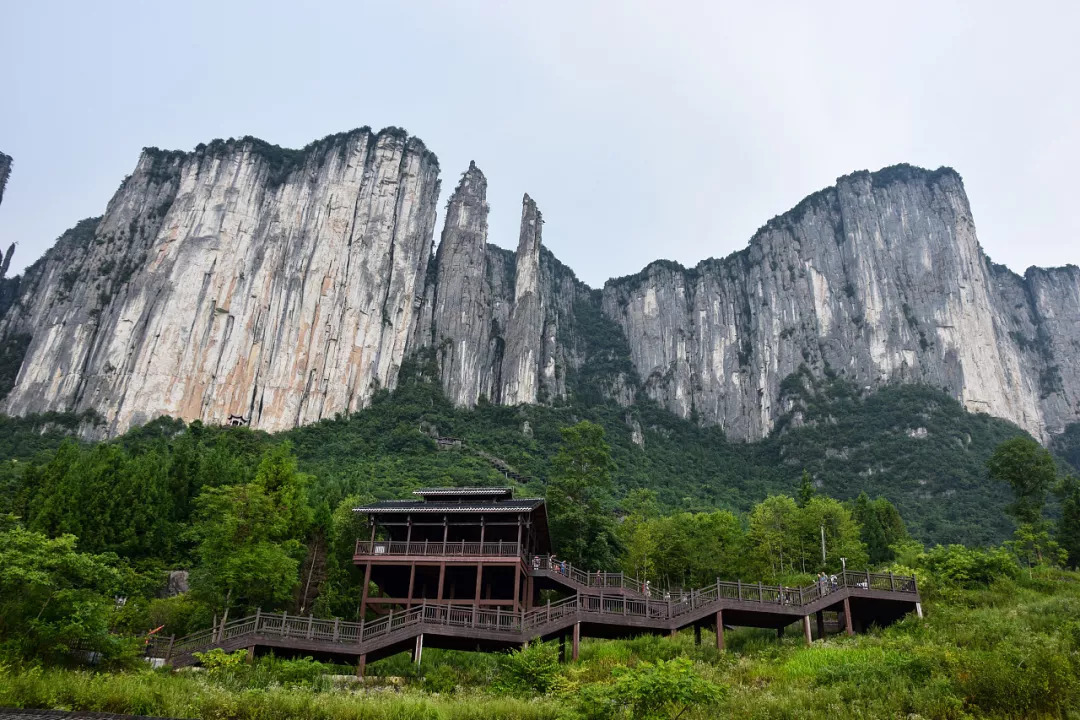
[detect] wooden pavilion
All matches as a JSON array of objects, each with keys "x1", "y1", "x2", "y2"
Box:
[{"x1": 353, "y1": 487, "x2": 550, "y2": 620}]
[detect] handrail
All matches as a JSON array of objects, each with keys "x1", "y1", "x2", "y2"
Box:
[
  {"x1": 355, "y1": 540, "x2": 522, "y2": 558},
  {"x1": 152, "y1": 570, "x2": 918, "y2": 663}
]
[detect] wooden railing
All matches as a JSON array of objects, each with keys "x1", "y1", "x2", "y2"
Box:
[
  {"x1": 354, "y1": 540, "x2": 522, "y2": 557},
  {"x1": 150, "y1": 568, "x2": 918, "y2": 665}
]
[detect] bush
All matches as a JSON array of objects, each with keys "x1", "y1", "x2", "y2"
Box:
[{"x1": 495, "y1": 641, "x2": 565, "y2": 695}]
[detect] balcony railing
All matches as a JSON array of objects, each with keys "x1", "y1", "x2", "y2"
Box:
[{"x1": 354, "y1": 540, "x2": 522, "y2": 558}]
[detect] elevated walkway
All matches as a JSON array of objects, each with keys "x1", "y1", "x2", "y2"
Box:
[{"x1": 149, "y1": 570, "x2": 920, "y2": 669}]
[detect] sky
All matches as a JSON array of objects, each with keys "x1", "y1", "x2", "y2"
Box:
[{"x1": 2, "y1": 1, "x2": 1078, "y2": 287}]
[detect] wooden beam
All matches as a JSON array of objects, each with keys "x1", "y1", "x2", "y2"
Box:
[
  {"x1": 843, "y1": 596, "x2": 854, "y2": 636},
  {"x1": 572, "y1": 622, "x2": 580, "y2": 661},
  {"x1": 803, "y1": 615, "x2": 812, "y2": 646},
  {"x1": 413, "y1": 633, "x2": 424, "y2": 666}
]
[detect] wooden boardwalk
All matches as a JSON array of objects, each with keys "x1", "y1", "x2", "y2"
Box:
[{"x1": 148, "y1": 570, "x2": 920, "y2": 669}]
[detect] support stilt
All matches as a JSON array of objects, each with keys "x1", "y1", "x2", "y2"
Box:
[
  {"x1": 843, "y1": 597, "x2": 854, "y2": 636},
  {"x1": 802, "y1": 615, "x2": 812, "y2": 646},
  {"x1": 413, "y1": 633, "x2": 424, "y2": 666},
  {"x1": 356, "y1": 654, "x2": 366, "y2": 678},
  {"x1": 715, "y1": 610, "x2": 724, "y2": 651},
  {"x1": 572, "y1": 622, "x2": 580, "y2": 661}
]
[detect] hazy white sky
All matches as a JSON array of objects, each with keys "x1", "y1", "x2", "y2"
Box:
[{"x1": 2, "y1": 1, "x2": 1077, "y2": 286}]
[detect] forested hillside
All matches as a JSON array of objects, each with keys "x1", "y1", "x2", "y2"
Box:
[{"x1": 0, "y1": 353, "x2": 1037, "y2": 548}]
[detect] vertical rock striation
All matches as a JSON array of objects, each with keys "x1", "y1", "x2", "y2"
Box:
[
  {"x1": 0, "y1": 152, "x2": 11, "y2": 210},
  {"x1": 601, "y1": 166, "x2": 1079, "y2": 441},
  {"x1": 0, "y1": 128, "x2": 441, "y2": 434},
  {"x1": 500, "y1": 194, "x2": 545, "y2": 405},
  {"x1": 1, "y1": 140, "x2": 1077, "y2": 444}
]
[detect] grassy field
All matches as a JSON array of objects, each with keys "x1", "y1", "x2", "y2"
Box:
[{"x1": 2, "y1": 570, "x2": 1079, "y2": 719}]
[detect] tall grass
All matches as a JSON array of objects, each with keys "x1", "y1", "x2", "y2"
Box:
[{"x1": 3, "y1": 572, "x2": 1080, "y2": 719}]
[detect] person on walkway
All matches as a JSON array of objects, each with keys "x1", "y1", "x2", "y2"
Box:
[
  {"x1": 596, "y1": 570, "x2": 603, "y2": 587},
  {"x1": 818, "y1": 572, "x2": 828, "y2": 596},
  {"x1": 830, "y1": 574, "x2": 838, "y2": 591}
]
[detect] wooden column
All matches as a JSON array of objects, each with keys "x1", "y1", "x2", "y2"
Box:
[
  {"x1": 776, "y1": 624, "x2": 785, "y2": 639},
  {"x1": 413, "y1": 633, "x2": 424, "y2": 666},
  {"x1": 359, "y1": 562, "x2": 372, "y2": 620},
  {"x1": 843, "y1": 596, "x2": 854, "y2": 636},
  {"x1": 715, "y1": 610, "x2": 724, "y2": 651},
  {"x1": 436, "y1": 562, "x2": 446, "y2": 604},
  {"x1": 512, "y1": 563, "x2": 521, "y2": 613},
  {"x1": 405, "y1": 517, "x2": 413, "y2": 547},
  {"x1": 474, "y1": 564, "x2": 484, "y2": 608},
  {"x1": 816, "y1": 610, "x2": 825, "y2": 640},
  {"x1": 406, "y1": 563, "x2": 416, "y2": 610},
  {"x1": 356, "y1": 654, "x2": 366, "y2": 678},
  {"x1": 802, "y1": 615, "x2": 812, "y2": 646},
  {"x1": 516, "y1": 514, "x2": 523, "y2": 555},
  {"x1": 572, "y1": 622, "x2": 580, "y2": 661},
  {"x1": 442, "y1": 516, "x2": 448, "y2": 554}
]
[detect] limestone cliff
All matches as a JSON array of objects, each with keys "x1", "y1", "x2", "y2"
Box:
[
  {"x1": 601, "y1": 166, "x2": 1078, "y2": 441},
  {"x1": 0, "y1": 128, "x2": 441, "y2": 434},
  {"x1": 1, "y1": 130, "x2": 1077, "y2": 444}
]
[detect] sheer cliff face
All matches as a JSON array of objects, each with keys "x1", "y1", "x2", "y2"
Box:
[
  {"x1": 0, "y1": 129, "x2": 441, "y2": 434},
  {"x1": 1, "y1": 131, "x2": 1077, "y2": 443},
  {"x1": 421, "y1": 167, "x2": 579, "y2": 408},
  {"x1": 601, "y1": 167, "x2": 1078, "y2": 441}
]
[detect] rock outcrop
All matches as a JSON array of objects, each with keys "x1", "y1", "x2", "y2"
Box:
[
  {"x1": 0, "y1": 128, "x2": 441, "y2": 434},
  {"x1": 1, "y1": 129, "x2": 1077, "y2": 444},
  {"x1": 601, "y1": 166, "x2": 1079, "y2": 441}
]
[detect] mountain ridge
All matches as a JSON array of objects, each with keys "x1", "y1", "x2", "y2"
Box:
[{"x1": 0, "y1": 127, "x2": 1076, "y2": 443}]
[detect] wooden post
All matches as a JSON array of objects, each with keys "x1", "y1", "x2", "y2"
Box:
[
  {"x1": 405, "y1": 517, "x2": 412, "y2": 548},
  {"x1": 360, "y1": 562, "x2": 372, "y2": 620},
  {"x1": 758, "y1": 581, "x2": 763, "y2": 602},
  {"x1": 436, "y1": 562, "x2": 446, "y2": 604},
  {"x1": 816, "y1": 610, "x2": 825, "y2": 640},
  {"x1": 474, "y1": 564, "x2": 484, "y2": 621},
  {"x1": 164, "y1": 634, "x2": 175, "y2": 665},
  {"x1": 356, "y1": 654, "x2": 366, "y2": 678},
  {"x1": 333, "y1": 618, "x2": 340, "y2": 641},
  {"x1": 246, "y1": 646, "x2": 255, "y2": 664},
  {"x1": 281, "y1": 611, "x2": 287, "y2": 637},
  {"x1": 512, "y1": 563, "x2": 521, "y2": 614},
  {"x1": 843, "y1": 596, "x2": 854, "y2": 636},
  {"x1": 889, "y1": 571, "x2": 895, "y2": 591},
  {"x1": 442, "y1": 516, "x2": 448, "y2": 555},
  {"x1": 306, "y1": 614, "x2": 313, "y2": 639},
  {"x1": 254, "y1": 607, "x2": 262, "y2": 633},
  {"x1": 866, "y1": 569, "x2": 871, "y2": 589},
  {"x1": 572, "y1": 622, "x2": 580, "y2": 661},
  {"x1": 406, "y1": 563, "x2": 416, "y2": 610},
  {"x1": 413, "y1": 633, "x2": 424, "y2": 666},
  {"x1": 694, "y1": 625, "x2": 701, "y2": 646},
  {"x1": 776, "y1": 624, "x2": 784, "y2": 639},
  {"x1": 715, "y1": 610, "x2": 724, "y2": 651}
]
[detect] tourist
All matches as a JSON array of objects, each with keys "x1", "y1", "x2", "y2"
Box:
[
  {"x1": 596, "y1": 570, "x2": 602, "y2": 587},
  {"x1": 830, "y1": 574, "x2": 838, "y2": 592},
  {"x1": 818, "y1": 572, "x2": 828, "y2": 595}
]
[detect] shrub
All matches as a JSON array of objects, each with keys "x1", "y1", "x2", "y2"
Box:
[{"x1": 495, "y1": 641, "x2": 565, "y2": 695}]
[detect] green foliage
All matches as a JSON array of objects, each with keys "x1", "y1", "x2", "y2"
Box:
[
  {"x1": 579, "y1": 657, "x2": 724, "y2": 720},
  {"x1": 193, "y1": 647, "x2": 248, "y2": 676},
  {"x1": 0, "y1": 520, "x2": 136, "y2": 664},
  {"x1": 918, "y1": 544, "x2": 1018, "y2": 588},
  {"x1": 850, "y1": 492, "x2": 907, "y2": 564},
  {"x1": 547, "y1": 421, "x2": 621, "y2": 568},
  {"x1": 987, "y1": 435, "x2": 1057, "y2": 524},
  {"x1": 1056, "y1": 473, "x2": 1080, "y2": 567},
  {"x1": 495, "y1": 641, "x2": 565, "y2": 695},
  {"x1": 186, "y1": 458, "x2": 310, "y2": 615}
]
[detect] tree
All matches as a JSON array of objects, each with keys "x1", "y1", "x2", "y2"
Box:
[
  {"x1": 851, "y1": 492, "x2": 908, "y2": 564},
  {"x1": 798, "y1": 496, "x2": 868, "y2": 573},
  {"x1": 1055, "y1": 475, "x2": 1080, "y2": 568},
  {"x1": 187, "y1": 445, "x2": 312, "y2": 617},
  {"x1": 546, "y1": 421, "x2": 621, "y2": 569},
  {"x1": 747, "y1": 495, "x2": 800, "y2": 576},
  {"x1": 796, "y1": 469, "x2": 815, "y2": 508},
  {"x1": 313, "y1": 493, "x2": 371, "y2": 618},
  {"x1": 0, "y1": 519, "x2": 133, "y2": 663},
  {"x1": 987, "y1": 437, "x2": 1056, "y2": 525}
]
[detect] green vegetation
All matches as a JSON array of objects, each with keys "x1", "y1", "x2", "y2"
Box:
[
  {"x1": 3, "y1": 356, "x2": 1080, "y2": 716},
  {"x1": 2, "y1": 565, "x2": 1079, "y2": 719}
]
